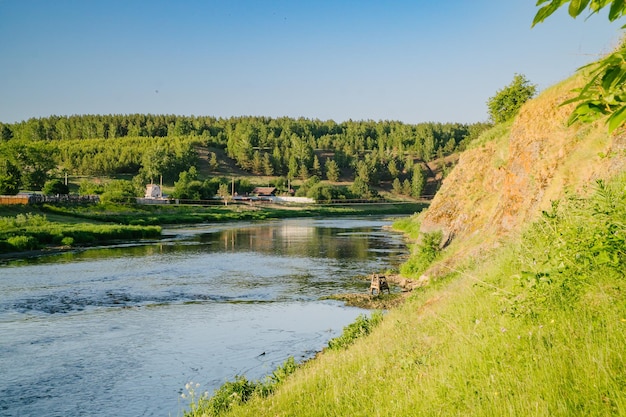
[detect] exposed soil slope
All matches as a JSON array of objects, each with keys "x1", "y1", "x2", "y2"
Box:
[{"x1": 419, "y1": 74, "x2": 626, "y2": 272}]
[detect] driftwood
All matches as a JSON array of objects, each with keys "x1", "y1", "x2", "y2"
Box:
[{"x1": 369, "y1": 274, "x2": 390, "y2": 296}]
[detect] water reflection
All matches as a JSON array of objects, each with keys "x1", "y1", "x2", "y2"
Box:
[{"x1": 197, "y1": 222, "x2": 372, "y2": 260}]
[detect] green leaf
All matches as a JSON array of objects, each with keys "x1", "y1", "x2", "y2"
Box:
[
  {"x1": 609, "y1": 0, "x2": 626, "y2": 20},
  {"x1": 569, "y1": 0, "x2": 592, "y2": 17},
  {"x1": 532, "y1": 1, "x2": 564, "y2": 26},
  {"x1": 607, "y1": 104, "x2": 626, "y2": 132},
  {"x1": 601, "y1": 66, "x2": 623, "y2": 91}
]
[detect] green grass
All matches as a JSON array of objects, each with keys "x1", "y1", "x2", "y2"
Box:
[
  {"x1": 40, "y1": 202, "x2": 427, "y2": 226},
  {"x1": 183, "y1": 173, "x2": 626, "y2": 417},
  {"x1": 0, "y1": 211, "x2": 161, "y2": 253}
]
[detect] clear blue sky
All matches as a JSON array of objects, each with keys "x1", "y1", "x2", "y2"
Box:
[{"x1": 0, "y1": 0, "x2": 622, "y2": 124}]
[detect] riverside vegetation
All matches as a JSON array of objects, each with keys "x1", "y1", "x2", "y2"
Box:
[
  {"x1": 181, "y1": 174, "x2": 625, "y2": 417},
  {"x1": 0, "y1": 208, "x2": 161, "y2": 254},
  {"x1": 179, "y1": 47, "x2": 626, "y2": 415}
]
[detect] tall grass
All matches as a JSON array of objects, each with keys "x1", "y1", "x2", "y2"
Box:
[
  {"x1": 42, "y1": 202, "x2": 427, "y2": 226},
  {"x1": 0, "y1": 212, "x2": 161, "y2": 253},
  {"x1": 185, "y1": 173, "x2": 626, "y2": 416}
]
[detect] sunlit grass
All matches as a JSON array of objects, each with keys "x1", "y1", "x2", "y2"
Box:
[
  {"x1": 184, "y1": 173, "x2": 626, "y2": 417},
  {"x1": 0, "y1": 211, "x2": 161, "y2": 253}
]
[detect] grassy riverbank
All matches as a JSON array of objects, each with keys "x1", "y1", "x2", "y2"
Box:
[
  {"x1": 0, "y1": 201, "x2": 426, "y2": 256},
  {"x1": 0, "y1": 211, "x2": 161, "y2": 254},
  {"x1": 182, "y1": 174, "x2": 626, "y2": 416},
  {"x1": 39, "y1": 201, "x2": 427, "y2": 225}
]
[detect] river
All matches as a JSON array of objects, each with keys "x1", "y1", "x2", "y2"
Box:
[{"x1": 0, "y1": 216, "x2": 408, "y2": 417}]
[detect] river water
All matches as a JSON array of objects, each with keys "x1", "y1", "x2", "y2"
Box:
[{"x1": 0, "y1": 216, "x2": 408, "y2": 417}]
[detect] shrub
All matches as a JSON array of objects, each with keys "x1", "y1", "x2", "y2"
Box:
[
  {"x1": 99, "y1": 180, "x2": 139, "y2": 204},
  {"x1": 327, "y1": 311, "x2": 384, "y2": 350},
  {"x1": 7, "y1": 235, "x2": 38, "y2": 251},
  {"x1": 78, "y1": 179, "x2": 104, "y2": 195},
  {"x1": 198, "y1": 375, "x2": 257, "y2": 416},
  {"x1": 400, "y1": 231, "x2": 443, "y2": 277},
  {"x1": 184, "y1": 356, "x2": 300, "y2": 416},
  {"x1": 42, "y1": 179, "x2": 69, "y2": 195},
  {"x1": 510, "y1": 177, "x2": 626, "y2": 318}
]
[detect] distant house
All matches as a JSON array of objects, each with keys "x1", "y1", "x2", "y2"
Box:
[
  {"x1": 251, "y1": 187, "x2": 277, "y2": 197},
  {"x1": 145, "y1": 184, "x2": 162, "y2": 198}
]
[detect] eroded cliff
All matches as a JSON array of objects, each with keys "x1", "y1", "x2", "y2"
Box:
[{"x1": 418, "y1": 74, "x2": 626, "y2": 273}]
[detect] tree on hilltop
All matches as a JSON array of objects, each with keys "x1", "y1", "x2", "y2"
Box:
[{"x1": 487, "y1": 74, "x2": 537, "y2": 124}]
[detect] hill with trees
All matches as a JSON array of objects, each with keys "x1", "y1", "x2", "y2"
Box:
[{"x1": 0, "y1": 115, "x2": 490, "y2": 201}]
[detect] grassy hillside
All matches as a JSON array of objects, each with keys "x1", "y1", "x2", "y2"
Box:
[{"x1": 181, "y1": 66, "x2": 626, "y2": 416}]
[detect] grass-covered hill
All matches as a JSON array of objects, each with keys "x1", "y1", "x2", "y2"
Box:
[{"x1": 181, "y1": 57, "x2": 626, "y2": 416}]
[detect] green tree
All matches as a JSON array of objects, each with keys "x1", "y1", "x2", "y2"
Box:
[
  {"x1": 487, "y1": 74, "x2": 537, "y2": 124},
  {"x1": 141, "y1": 145, "x2": 171, "y2": 183},
  {"x1": 387, "y1": 159, "x2": 399, "y2": 179},
  {"x1": 42, "y1": 179, "x2": 69, "y2": 195},
  {"x1": 299, "y1": 163, "x2": 310, "y2": 180},
  {"x1": 262, "y1": 152, "x2": 274, "y2": 176},
  {"x1": 251, "y1": 151, "x2": 263, "y2": 175},
  {"x1": 0, "y1": 158, "x2": 21, "y2": 195},
  {"x1": 217, "y1": 182, "x2": 230, "y2": 205},
  {"x1": 312, "y1": 154, "x2": 321, "y2": 176},
  {"x1": 411, "y1": 165, "x2": 425, "y2": 198},
  {"x1": 172, "y1": 167, "x2": 200, "y2": 199},
  {"x1": 533, "y1": 1, "x2": 626, "y2": 132},
  {"x1": 307, "y1": 183, "x2": 339, "y2": 202},
  {"x1": 0, "y1": 124, "x2": 13, "y2": 140},
  {"x1": 392, "y1": 177, "x2": 402, "y2": 195},
  {"x1": 350, "y1": 177, "x2": 371, "y2": 198},
  {"x1": 100, "y1": 180, "x2": 138, "y2": 204},
  {"x1": 208, "y1": 152, "x2": 219, "y2": 171},
  {"x1": 325, "y1": 158, "x2": 340, "y2": 182},
  {"x1": 402, "y1": 178, "x2": 411, "y2": 196},
  {"x1": 10, "y1": 142, "x2": 55, "y2": 190}
]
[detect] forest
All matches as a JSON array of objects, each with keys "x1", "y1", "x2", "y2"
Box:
[{"x1": 0, "y1": 114, "x2": 491, "y2": 202}]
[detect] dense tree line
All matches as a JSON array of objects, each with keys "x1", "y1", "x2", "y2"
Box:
[{"x1": 0, "y1": 114, "x2": 491, "y2": 198}]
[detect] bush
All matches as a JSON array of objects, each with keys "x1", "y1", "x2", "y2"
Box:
[
  {"x1": 295, "y1": 176, "x2": 320, "y2": 197},
  {"x1": 327, "y1": 311, "x2": 384, "y2": 350},
  {"x1": 78, "y1": 179, "x2": 105, "y2": 195},
  {"x1": 42, "y1": 179, "x2": 69, "y2": 195},
  {"x1": 7, "y1": 235, "x2": 38, "y2": 251},
  {"x1": 184, "y1": 355, "x2": 300, "y2": 416},
  {"x1": 400, "y1": 231, "x2": 443, "y2": 277},
  {"x1": 199, "y1": 375, "x2": 256, "y2": 416},
  {"x1": 100, "y1": 180, "x2": 139, "y2": 204},
  {"x1": 510, "y1": 177, "x2": 626, "y2": 318},
  {"x1": 306, "y1": 183, "x2": 337, "y2": 202}
]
